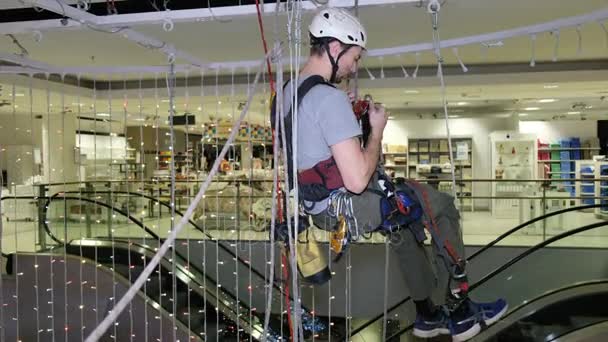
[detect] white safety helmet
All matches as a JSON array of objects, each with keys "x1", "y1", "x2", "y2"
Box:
[{"x1": 309, "y1": 7, "x2": 367, "y2": 49}]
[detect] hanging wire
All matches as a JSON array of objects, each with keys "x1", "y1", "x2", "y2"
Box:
[
  {"x1": 428, "y1": 0, "x2": 458, "y2": 200},
  {"x1": 184, "y1": 68, "x2": 193, "y2": 338},
  {"x1": 153, "y1": 72, "x2": 164, "y2": 340},
  {"x1": 0, "y1": 95, "x2": 3, "y2": 342},
  {"x1": 136, "y1": 73, "x2": 149, "y2": 342},
  {"x1": 244, "y1": 66, "x2": 254, "y2": 342},
  {"x1": 413, "y1": 52, "x2": 421, "y2": 78},
  {"x1": 452, "y1": 48, "x2": 469, "y2": 73},
  {"x1": 46, "y1": 72, "x2": 57, "y2": 342},
  {"x1": 121, "y1": 76, "x2": 135, "y2": 342},
  {"x1": 229, "y1": 66, "x2": 241, "y2": 342},
  {"x1": 214, "y1": 66, "x2": 221, "y2": 342},
  {"x1": 76, "y1": 74, "x2": 85, "y2": 342},
  {"x1": 92, "y1": 77, "x2": 100, "y2": 330},
  {"x1": 60, "y1": 73, "x2": 69, "y2": 342},
  {"x1": 10, "y1": 80, "x2": 21, "y2": 342},
  {"x1": 199, "y1": 67, "x2": 208, "y2": 340},
  {"x1": 29, "y1": 72, "x2": 42, "y2": 342},
  {"x1": 166, "y1": 62, "x2": 179, "y2": 342}
]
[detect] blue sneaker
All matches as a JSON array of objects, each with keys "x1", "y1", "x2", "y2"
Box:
[
  {"x1": 412, "y1": 310, "x2": 450, "y2": 338},
  {"x1": 450, "y1": 298, "x2": 508, "y2": 342},
  {"x1": 470, "y1": 298, "x2": 508, "y2": 327}
]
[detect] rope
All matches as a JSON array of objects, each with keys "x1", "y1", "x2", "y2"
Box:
[
  {"x1": 84, "y1": 51, "x2": 273, "y2": 342},
  {"x1": 428, "y1": 0, "x2": 458, "y2": 200}
]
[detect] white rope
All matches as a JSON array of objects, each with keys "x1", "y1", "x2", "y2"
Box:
[
  {"x1": 381, "y1": 238, "x2": 390, "y2": 341},
  {"x1": 84, "y1": 51, "x2": 272, "y2": 342},
  {"x1": 452, "y1": 47, "x2": 468, "y2": 73},
  {"x1": 429, "y1": 1, "x2": 458, "y2": 200}
]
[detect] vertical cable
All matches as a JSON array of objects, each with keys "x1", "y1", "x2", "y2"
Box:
[
  {"x1": 184, "y1": 68, "x2": 193, "y2": 339},
  {"x1": 136, "y1": 73, "x2": 149, "y2": 342},
  {"x1": 60, "y1": 73, "x2": 69, "y2": 342},
  {"x1": 167, "y1": 63, "x2": 178, "y2": 342},
  {"x1": 200, "y1": 67, "x2": 208, "y2": 341},
  {"x1": 382, "y1": 239, "x2": 390, "y2": 341},
  {"x1": 108, "y1": 75, "x2": 118, "y2": 341},
  {"x1": 229, "y1": 67, "x2": 241, "y2": 342},
  {"x1": 214, "y1": 66, "x2": 221, "y2": 342},
  {"x1": 11, "y1": 80, "x2": 21, "y2": 341},
  {"x1": 46, "y1": 72, "x2": 56, "y2": 342},
  {"x1": 153, "y1": 73, "x2": 163, "y2": 341},
  {"x1": 29, "y1": 72, "x2": 42, "y2": 342},
  {"x1": 92, "y1": 77, "x2": 99, "y2": 330},
  {"x1": 122, "y1": 76, "x2": 134, "y2": 342},
  {"x1": 75, "y1": 74, "x2": 85, "y2": 342}
]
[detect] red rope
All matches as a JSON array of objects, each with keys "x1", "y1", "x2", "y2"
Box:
[{"x1": 254, "y1": 0, "x2": 276, "y2": 93}]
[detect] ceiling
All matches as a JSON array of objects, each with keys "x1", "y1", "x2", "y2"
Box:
[{"x1": 0, "y1": 0, "x2": 607, "y2": 129}]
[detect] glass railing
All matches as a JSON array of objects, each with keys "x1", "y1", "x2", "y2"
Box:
[{"x1": 36, "y1": 177, "x2": 608, "y2": 247}]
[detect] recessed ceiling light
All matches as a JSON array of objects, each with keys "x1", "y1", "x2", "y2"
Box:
[
  {"x1": 161, "y1": 99, "x2": 170, "y2": 103},
  {"x1": 567, "y1": 111, "x2": 581, "y2": 115},
  {"x1": 197, "y1": 106, "x2": 202, "y2": 111},
  {"x1": 134, "y1": 118, "x2": 146, "y2": 121},
  {"x1": 585, "y1": 105, "x2": 593, "y2": 109},
  {"x1": 448, "y1": 115, "x2": 460, "y2": 118},
  {"x1": 13, "y1": 93, "x2": 24, "y2": 97},
  {"x1": 538, "y1": 99, "x2": 557, "y2": 103},
  {"x1": 96, "y1": 113, "x2": 110, "y2": 117},
  {"x1": 543, "y1": 84, "x2": 559, "y2": 89},
  {"x1": 456, "y1": 102, "x2": 469, "y2": 106},
  {"x1": 518, "y1": 113, "x2": 529, "y2": 117},
  {"x1": 524, "y1": 107, "x2": 540, "y2": 111},
  {"x1": 388, "y1": 116, "x2": 395, "y2": 120},
  {"x1": 403, "y1": 90, "x2": 420, "y2": 94}
]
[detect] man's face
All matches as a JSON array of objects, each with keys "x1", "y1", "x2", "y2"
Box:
[{"x1": 330, "y1": 43, "x2": 363, "y2": 83}]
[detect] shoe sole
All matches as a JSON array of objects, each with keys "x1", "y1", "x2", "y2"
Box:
[
  {"x1": 413, "y1": 327, "x2": 450, "y2": 338},
  {"x1": 451, "y1": 322, "x2": 481, "y2": 342},
  {"x1": 484, "y1": 303, "x2": 509, "y2": 326}
]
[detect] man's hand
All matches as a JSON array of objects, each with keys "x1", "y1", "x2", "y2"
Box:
[{"x1": 368, "y1": 98, "x2": 388, "y2": 135}]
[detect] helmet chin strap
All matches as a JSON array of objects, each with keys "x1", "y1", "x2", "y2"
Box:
[{"x1": 324, "y1": 42, "x2": 352, "y2": 83}]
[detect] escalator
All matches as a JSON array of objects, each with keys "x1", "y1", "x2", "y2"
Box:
[
  {"x1": 349, "y1": 204, "x2": 608, "y2": 341},
  {"x1": 41, "y1": 192, "x2": 336, "y2": 341},
  {"x1": 476, "y1": 280, "x2": 608, "y2": 341}
]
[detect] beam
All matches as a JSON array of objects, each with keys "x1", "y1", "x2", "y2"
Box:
[
  {"x1": 0, "y1": 0, "x2": 418, "y2": 35},
  {"x1": 19, "y1": 0, "x2": 208, "y2": 67}
]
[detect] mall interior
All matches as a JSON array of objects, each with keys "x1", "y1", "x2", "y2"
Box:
[{"x1": 0, "y1": 0, "x2": 607, "y2": 341}]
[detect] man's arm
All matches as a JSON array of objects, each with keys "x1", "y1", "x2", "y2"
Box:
[
  {"x1": 331, "y1": 101, "x2": 387, "y2": 194},
  {"x1": 331, "y1": 129, "x2": 382, "y2": 193}
]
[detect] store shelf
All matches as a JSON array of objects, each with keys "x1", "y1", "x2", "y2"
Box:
[
  {"x1": 538, "y1": 160, "x2": 576, "y2": 163},
  {"x1": 383, "y1": 152, "x2": 408, "y2": 156},
  {"x1": 538, "y1": 147, "x2": 601, "y2": 151}
]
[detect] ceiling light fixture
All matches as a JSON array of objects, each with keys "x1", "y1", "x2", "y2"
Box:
[
  {"x1": 538, "y1": 99, "x2": 557, "y2": 103},
  {"x1": 524, "y1": 107, "x2": 540, "y2": 111},
  {"x1": 518, "y1": 113, "x2": 529, "y2": 117},
  {"x1": 96, "y1": 113, "x2": 110, "y2": 117},
  {"x1": 567, "y1": 111, "x2": 581, "y2": 115},
  {"x1": 448, "y1": 115, "x2": 460, "y2": 118},
  {"x1": 456, "y1": 102, "x2": 469, "y2": 106},
  {"x1": 403, "y1": 90, "x2": 420, "y2": 94},
  {"x1": 543, "y1": 84, "x2": 559, "y2": 89}
]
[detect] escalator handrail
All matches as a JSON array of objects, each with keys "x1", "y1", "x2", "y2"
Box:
[
  {"x1": 350, "y1": 203, "x2": 607, "y2": 336},
  {"x1": 44, "y1": 194, "x2": 161, "y2": 242},
  {"x1": 473, "y1": 279, "x2": 608, "y2": 341},
  {"x1": 51, "y1": 190, "x2": 294, "y2": 304},
  {"x1": 69, "y1": 238, "x2": 264, "y2": 336},
  {"x1": 0, "y1": 195, "x2": 63, "y2": 247},
  {"x1": 385, "y1": 219, "x2": 608, "y2": 340}
]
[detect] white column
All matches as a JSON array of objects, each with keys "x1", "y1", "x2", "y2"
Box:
[{"x1": 42, "y1": 112, "x2": 77, "y2": 184}]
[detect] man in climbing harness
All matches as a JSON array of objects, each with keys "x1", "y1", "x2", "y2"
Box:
[{"x1": 272, "y1": 7, "x2": 508, "y2": 342}]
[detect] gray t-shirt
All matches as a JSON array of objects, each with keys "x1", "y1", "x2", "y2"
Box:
[
  {"x1": 281, "y1": 75, "x2": 362, "y2": 170},
  {"x1": 281, "y1": 75, "x2": 362, "y2": 213}
]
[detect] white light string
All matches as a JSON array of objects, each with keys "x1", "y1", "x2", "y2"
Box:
[{"x1": 84, "y1": 50, "x2": 272, "y2": 342}]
